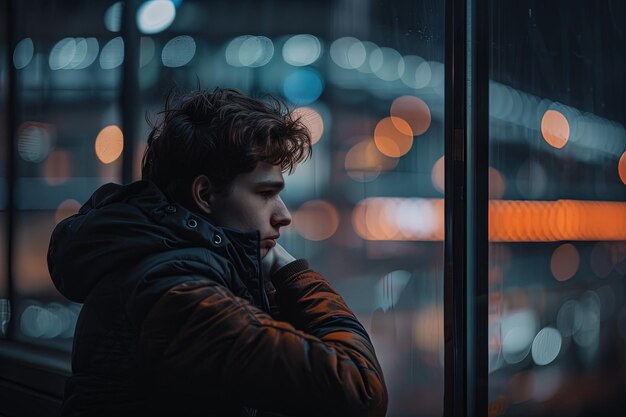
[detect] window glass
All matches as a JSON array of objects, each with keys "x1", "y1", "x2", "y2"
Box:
[
  {"x1": 488, "y1": 1, "x2": 626, "y2": 415},
  {"x1": 12, "y1": 1, "x2": 122, "y2": 350},
  {"x1": 1, "y1": 0, "x2": 8, "y2": 337}
]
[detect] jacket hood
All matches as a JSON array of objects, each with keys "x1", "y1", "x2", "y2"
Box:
[{"x1": 47, "y1": 181, "x2": 262, "y2": 304}]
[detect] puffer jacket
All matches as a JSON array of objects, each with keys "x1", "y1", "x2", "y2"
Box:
[{"x1": 47, "y1": 180, "x2": 388, "y2": 417}]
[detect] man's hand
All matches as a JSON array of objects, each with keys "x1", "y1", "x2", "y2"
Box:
[{"x1": 262, "y1": 243, "x2": 296, "y2": 279}]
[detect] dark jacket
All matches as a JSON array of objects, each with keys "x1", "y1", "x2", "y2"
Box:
[{"x1": 48, "y1": 180, "x2": 388, "y2": 417}]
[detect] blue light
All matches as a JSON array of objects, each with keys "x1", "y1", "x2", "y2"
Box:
[{"x1": 282, "y1": 68, "x2": 324, "y2": 105}]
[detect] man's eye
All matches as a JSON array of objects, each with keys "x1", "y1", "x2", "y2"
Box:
[{"x1": 259, "y1": 191, "x2": 274, "y2": 199}]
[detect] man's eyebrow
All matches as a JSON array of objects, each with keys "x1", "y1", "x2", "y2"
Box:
[{"x1": 255, "y1": 180, "x2": 285, "y2": 190}]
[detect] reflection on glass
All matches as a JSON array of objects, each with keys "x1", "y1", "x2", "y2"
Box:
[{"x1": 488, "y1": 2, "x2": 626, "y2": 416}]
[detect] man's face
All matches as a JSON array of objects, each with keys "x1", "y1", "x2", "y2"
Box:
[{"x1": 207, "y1": 162, "x2": 292, "y2": 258}]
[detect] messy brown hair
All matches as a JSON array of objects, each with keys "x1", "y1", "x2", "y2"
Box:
[{"x1": 141, "y1": 87, "x2": 312, "y2": 205}]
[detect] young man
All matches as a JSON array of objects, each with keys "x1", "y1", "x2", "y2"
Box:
[{"x1": 48, "y1": 88, "x2": 388, "y2": 417}]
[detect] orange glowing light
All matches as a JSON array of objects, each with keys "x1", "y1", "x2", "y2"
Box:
[
  {"x1": 344, "y1": 139, "x2": 398, "y2": 181},
  {"x1": 55, "y1": 199, "x2": 81, "y2": 224},
  {"x1": 374, "y1": 117, "x2": 413, "y2": 157},
  {"x1": 489, "y1": 167, "x2": 506, "y2": 199},
  {"x1": 292, "y1": 200, "x2": 340, "y2": 241},
  {"x1": 292, "y1": 107, "x2": 324, "y2": 145},
  {"x1": 541, "y1": 110, "x2": 570, "y2": 149},
  {"x1": 43, "y1": 150, "x2": 71, "y2": 185},
  {"x1": 618, "y1": 151, "x2": 626, "y2": 186},
  {"x1": 95, "y1": 125, "x2": 124, "y2": 164},
  {"x1": 431, "y1": 156, "x2": 445, "y2": 193},
  {"x1": 353, "y1": 198, "x2": 626, "y2": 242},
  {"x1": 390, "y1": 95, "x2": 431, "y2": 136},
  {"x1": 550, "y1": 243, "x2": 579, "y2": 281}
]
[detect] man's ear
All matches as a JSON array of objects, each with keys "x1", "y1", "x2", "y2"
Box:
[{"x1": 191, "y1": 175, "x2": 214, "y2": 215}]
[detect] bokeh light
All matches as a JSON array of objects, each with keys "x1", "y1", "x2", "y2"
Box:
[
  {"x1": 43, "y1": 150, "x2": 71, "y2": 185},
  {"x1": 330, "y1": 37, "x2": 363, "y2": 69},
  {"x1": 531, "y1": 327, "x2": 562, "y2": 366},
  {"x1": 282, "y1": 34, "x2": 322, "y2": 66},
  {"x1": 618, "y1": 151, "x2": 626, "y2": 186},
  {"x1": 344, "y1": 139, "x2": 398, "y2": 182},
  {"x1": 369, "y1": 47, "x2": 404, "y2": 81},
  {"x1": 550, "y1": 243, "x2": 579, "y2": 281},
  {"x1": 292, "y1": 107, "x2": 323, "y2": 144},
  {"x1": 489, "y1": 167, "x2": 506, "y2": 199},
  {"x1": 352, "y1": 198, "x2": 443, "y2": 241},
  {"x1": 390, "y1": 95, "x2": 431, "y2": 136},
  {"x1": 137, "y1": 0, "x2": 176, "y2": 34},
  {"x1": 400, "y1": 56, "x2": 431, "y2": 89},
  {"x1": 374, "y1": 117, "x2": 413, "y2": 157},
  {"x1": 99, "y1": 37, "x2": 124, "y2": 69},
  {"x1": 292, "y1": 200, "x2": 340, "y2": 241},
  {"x1": 17, "y1": 122, "x2": 53, "y2": 163},
  {"x1": 541, "y1": 109, "x2": 570, "y2": 149},
  {"x1": 161, "y1": 35, "x2": 196, "y2": 67},
  {"x1": 55, "y1": 199, "x2": 81, "y2": 224},
  {"x1": 431, "y1": 156, "x2": 445, "y2": 193},
  {"x1": 13, "y1": 38, "x2": 34, "y2": 69},
  {"x1": 49, "y1": 38, "x2": 76, "y2": 70},
  {"x1": 282, "y1": 68, "x2": 323, "y2": 105},
  {"x1": 95, "y1": 125, "x2": 124, "y2": 164},
  {"x1": 104, "y1": 1, "x2": 123, "y2": 32}
]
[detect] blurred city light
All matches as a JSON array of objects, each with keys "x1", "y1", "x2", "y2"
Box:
[
  {"x1": 226, "y1": 35, "x2": 274, "y2": 67},
  {"x1": 489, "y1": 167, "x2": 506, "y2": 199},
  {"x1": 550, "y1": 243, "x2": 580, "y2": 281},
  {"x1": 17, "y1": 122, "x2": 54, "y2": 163},
  {"x1": 374, "y1": 117, "x2": 413, "y2": 157},
  {"x1": 104, "y1": 1, "x2": 123, "y2": 32},
  {"x1": 400, "y1": 55, "x2": 431, "y2": 89},
  {"x1": 95, "y1": 125, "x2": 124, "y2": 164},
  {"x1": 282, "y1": 68, "x2": 323, "y2": 105},
  {"x1": 390, "y1": 95, "x2": 431, "y2": 136},
  {"x1": 292, "y1": 200, "x2": 339, "y2": 241},
  {"x1": 282, "y1": 34, "x2": 322, "y2": 66},
  {"x1": 344, "y1": 139, "x2": 398, "y2": 182},
  {"x1": 43, "y1": 150, "x2": 71, "y2": 186},
  {"x1": 541, "y1": 109, "x2": 570, "y2": 149},
  {"x1": 99, "y1": 37, "x2": 124, "y2": 69},
  {"x1": 161, "y1": 35, "x2": 196, "y2": 67},
  {"x1": 292, "y1": 107, "x2": 324, "y2": 144},
  {"x1": 531, "y1": 327, "x2": 562, "y2": 366},
  {"x1": 13, "y1": 37, "x2": 34, "y2": 69},
  {"x1": 49, "y1": 38, "x2": 77, "y2": 70},
  {"x1": 501, "y1": 309, "x2": 538, "y2": 364},
  {"x1": 137, "y1": 0, "x2": 176, "y2": 34},
  {"x1": 369, "y1": 47, "x2": 404, "y2": 81},
  {"x1": 431, "y1": 156, "x2": 445, "y2": 193},
  {"x1": 54, "y1": 199, "x2": 81, "y2": 225}
]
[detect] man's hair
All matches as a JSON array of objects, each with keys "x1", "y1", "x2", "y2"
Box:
[{"x1": 141, "y1": 87, "x2": 312, "y2": 205}]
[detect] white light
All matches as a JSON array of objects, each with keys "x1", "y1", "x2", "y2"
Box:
[
  {"x1": 73, "y1": 38, "x2": 99, "y2": 70},
  {"x1": 392, "y1": 199, "x2": 438, "y2": 239},
  {"x1": 225, "y1": 36, "x2": 247, "y2": 67},
  {"x1": 501, "y1": 309, "x2": 538, "y2": 364},
  {"x1": 330, "y1": 36, "x2": 362, "y2": 69},
  {"x1": 99, "y1": 37, "x2": 124, "y2": 69},
  {"x1": 239, "y1": 36, "x2": 273, "y2": 67},
  {"x1": 401, "y1": 55, "x2": 431, "y2": 89},
  {"x1": 369, "y1": 47, "x2": 404, "y2": 81},
  {"x1": 531, "y1": 327, "x2": 562, "y2": 366},
  {"x1": 49, "y1": 38, "x2": 76, "y2": 70},
  {"x1": 346, "y1": 41, "x2": 366, "y2": 68},
  {"x1": 556, "y1": 300, "x2": 582, "y2": 337},
  {"x1": 104, "y1": 1, "x2": 123, "y2": 32},
  {"x1": 66, "y1": 38, "x2": 88, "y2": 69},
  {"x1": 137, "y1": 0, "x2": 176, "y2": 34},
  {"x1": 282, "y1": 34, "x2": 321, "y2": 66},
  {"x1": 162, "y1": 35, "x2": 196, "y2": 67},
  {"x1": 13, "y1": 38, "x2": 34, "y2": 69}
]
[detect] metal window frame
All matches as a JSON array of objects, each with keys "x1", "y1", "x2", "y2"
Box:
[{"x1": 444, "y1": 0, "x2": 489, "y2": 416}]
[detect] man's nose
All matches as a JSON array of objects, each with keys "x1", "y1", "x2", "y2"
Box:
[{"x1": 272, "y1": 196, "x2": 292, "y2": 228}]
